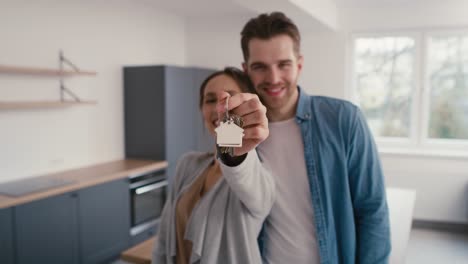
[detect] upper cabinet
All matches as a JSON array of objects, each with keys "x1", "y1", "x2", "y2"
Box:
[
  {"x1": 0, "y1": 51, "x2": 97, "y2": 110},
  {"x1": 124, "y1": 65, "x2": 216, "y2": 179}
]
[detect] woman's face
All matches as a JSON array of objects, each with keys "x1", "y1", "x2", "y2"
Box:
[{"x1": 201, "y1": 74, "x2": 243, "y2": 135}]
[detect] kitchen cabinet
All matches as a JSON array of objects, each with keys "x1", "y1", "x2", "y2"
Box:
[
  {"x1": 124, "y1": 65, "x2": 215, "y2": 180},
  {"x1": 0, "y1": 208, "x2": 14, "y2": 264},
  {"x1": 11, "y1": 178, "x2": 131, "y2": 264},
  {"x1": 78, "y1": 178, "x2": 131, "y2": 264},
  {"x1": 0, "y1": 160, "x2": 164, "y2": 264},
  {"x1": 14, "y1": 192, "x2": 79, "y2": 264}
]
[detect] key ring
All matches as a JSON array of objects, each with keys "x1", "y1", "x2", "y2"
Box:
[{"x1": 225, "y1": 96, "x2": 230, "y2": 122}]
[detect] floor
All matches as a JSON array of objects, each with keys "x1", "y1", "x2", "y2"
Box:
[
  {"x1": 406, "y1": 227, "x2": 468, "y2": 264},
  {"x1": 111, "y1": 227, "x2": 468, "y2": 264}
]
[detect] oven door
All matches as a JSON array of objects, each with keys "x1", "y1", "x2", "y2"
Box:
[{"x1": 130, "y1": 179, "x2": 168, "y2": 228}]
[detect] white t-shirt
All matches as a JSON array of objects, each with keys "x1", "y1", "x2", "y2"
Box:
[{"x1": 257, "y1": 118, "x2": 320, "y2": 264}]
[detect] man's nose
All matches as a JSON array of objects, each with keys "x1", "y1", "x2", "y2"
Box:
[{"x1": 265, "y1": 67, "x2": 281, "y2": 84}]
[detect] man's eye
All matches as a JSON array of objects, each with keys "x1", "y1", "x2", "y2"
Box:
[
  {"x1": 252, "y1": 65, "x2": 265, "y2": 71},
  {"x1": 279, "y1": 62, "x2": 291, "y2": 68}
]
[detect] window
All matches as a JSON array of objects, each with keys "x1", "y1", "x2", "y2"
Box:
[
  {"x1": 351, "y1": 31, "x2": 468, "y2": 152},
  {"x1": 426, "y1": 34, "x2": 468, "y2": 140}
]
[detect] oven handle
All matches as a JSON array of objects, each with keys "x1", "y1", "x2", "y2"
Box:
[{"x1": 134, "y1": 180, "x2": 168, "y2": 195}]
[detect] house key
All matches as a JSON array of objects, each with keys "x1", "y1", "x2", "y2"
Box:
[{"x1": 215, "y1": 96, "x2": 244, "y2": 156}]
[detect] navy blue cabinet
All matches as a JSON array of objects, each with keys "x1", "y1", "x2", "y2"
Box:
[
  {"x1": 124, "y1": 65, "x2": 215, "y2": 180},
  {"x1": 14, "y1": 192, "x2": 79, "y2": 264},
  {"x1": 0, "y1": 208, "x2": 14, "y2": 264},
  {"x1": 10, "y1": 178, "x2": 131, "y2": 264},
  {"x1": 78, "y1": 178, "x2": 130, "y2": 264}
]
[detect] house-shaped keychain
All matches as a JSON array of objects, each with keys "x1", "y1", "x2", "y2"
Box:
[{"x1": 215, "y1": 121, "x2": 244, "y2": 147}]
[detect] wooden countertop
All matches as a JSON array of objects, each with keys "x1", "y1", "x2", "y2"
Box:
[
  {"x1": 121, "y1": 236, "x2": 156, "y2": 264},
  {"x1": 0, "y1": 159, "x2": 168, "y2": 209}
]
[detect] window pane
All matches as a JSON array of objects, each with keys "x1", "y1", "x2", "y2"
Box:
[
  {"x1": 427, "y1": 34, "x2": 468, "y2": 140},
  {"x1": 354, "y1": 37, "x2": 415, "y2": 138}
]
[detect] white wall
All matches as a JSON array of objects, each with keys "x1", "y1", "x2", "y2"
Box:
[
  {"x1": 186, "y1": 15, "x2": 346, "y2": 98},
  {"x1": 186, "y1": 15, "x2": 248, "y2": 70},
  {"x1": 0, "y1": 0, "x2": 186, "y2": 183},
  {"x1": 185, "y1": 4, "x2": 468, "y2": 223},
  {"x1": 341, "y1": 2, "x2": 468, "y2": 31}
]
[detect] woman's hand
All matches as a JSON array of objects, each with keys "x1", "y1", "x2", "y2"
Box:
[{"x1": 216, "y1": 91, "x2": 269, "y2": 156}]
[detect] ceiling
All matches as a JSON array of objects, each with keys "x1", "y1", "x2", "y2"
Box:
[
  {"x1": 334, "y1": 0, "x2": 465, "y2": 8},
  {"x1": 141, "y1": 0, "x2": 252, "y2": 17},
  {"x1": 138, "y1": 0, "x2": 467, "y2": 33},
  {"x1": 141, "y1": 0, "x2": 466, "y2": 17}
]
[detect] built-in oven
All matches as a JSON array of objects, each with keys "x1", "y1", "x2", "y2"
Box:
[{"x1": 129, "y1": 168, "x2": 167, "y2": 244}]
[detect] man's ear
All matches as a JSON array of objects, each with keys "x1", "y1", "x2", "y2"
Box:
[
  {"x1": 242, "y1": 62, "x2": 248, "y2": 72},
  {"x1": 297, "y1": 55, "x2": 304, "y2": 71}
]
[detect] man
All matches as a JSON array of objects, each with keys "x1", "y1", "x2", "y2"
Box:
[{"x1": 236, "y1": 12, "x2": 391, "y2": 263}]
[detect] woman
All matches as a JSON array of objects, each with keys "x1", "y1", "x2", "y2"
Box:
[{"x1": 152, "y1": 67, "x2": 275, "y2": 264}]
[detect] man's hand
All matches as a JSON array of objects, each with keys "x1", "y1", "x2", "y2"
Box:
[{"x1": 216, "y1": 91, "x2": 269, "y2": 156}]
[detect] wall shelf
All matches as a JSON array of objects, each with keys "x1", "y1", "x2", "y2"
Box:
[
  {"x1": 0, "y1": 101, "x2": 97, "y2": 110},
  {"x1": 0, "y1": 51, "x2": 97, "y2": 110},
  {"x1": 0, "y1": 65, "x2": 97, "y2": 76}
]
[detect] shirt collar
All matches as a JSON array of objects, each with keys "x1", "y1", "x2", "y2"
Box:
[{"x1": 295, "y1": 85, "x2": 312, "y2": 121}]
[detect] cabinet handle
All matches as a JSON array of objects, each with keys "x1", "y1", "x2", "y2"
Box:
[{"x1": 135, "y1": 180, "x2": 168, "y2": 195}]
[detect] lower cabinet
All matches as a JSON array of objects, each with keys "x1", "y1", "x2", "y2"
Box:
[
  {"x1": 0, "y1": 208, "x2": 15, "y2": 264},
  {"x1": 11, "y1": 178, "x2": 131, "y2": 264},
  {"x1": 15, "y1": 192, "x2": 80, "y2": 264},
  {"x1": 78, "y1": 178, "x2": 131, "y2": 264}
]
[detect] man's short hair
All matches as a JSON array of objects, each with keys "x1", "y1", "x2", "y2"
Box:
[{"x1": 240, "y1": 12, "x2": 301, "y2": 62}]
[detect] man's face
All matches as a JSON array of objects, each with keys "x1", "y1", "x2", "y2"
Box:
[{"x1": 243, "y1": 34, "x2": 303, "y2": 119}]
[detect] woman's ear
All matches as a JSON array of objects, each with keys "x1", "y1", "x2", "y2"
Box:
[{"x1": 242, "y1": 62, "x2": 248, "y2": 72}]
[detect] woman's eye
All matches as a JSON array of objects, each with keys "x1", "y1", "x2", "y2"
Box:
[{"x1": 205, "y1": 99, "x2": 216, "y2": 104}]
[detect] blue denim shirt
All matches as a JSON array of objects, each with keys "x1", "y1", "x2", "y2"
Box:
[{"x1": 259, "y1": 87, "x2": 391, "y2": 264}]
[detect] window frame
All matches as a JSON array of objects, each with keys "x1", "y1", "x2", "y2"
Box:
[{"x1": 348, "y1": 29, "x2": 468, "y2": 156}]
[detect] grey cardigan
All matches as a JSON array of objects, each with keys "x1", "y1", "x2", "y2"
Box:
[{"x1": 152, "y1": 150, "x2": 275, "y2": 264}]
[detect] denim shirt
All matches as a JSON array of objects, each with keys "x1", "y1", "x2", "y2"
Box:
[{"x1": 259, "y1": 87, "x2": 391, "y2": 264}]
